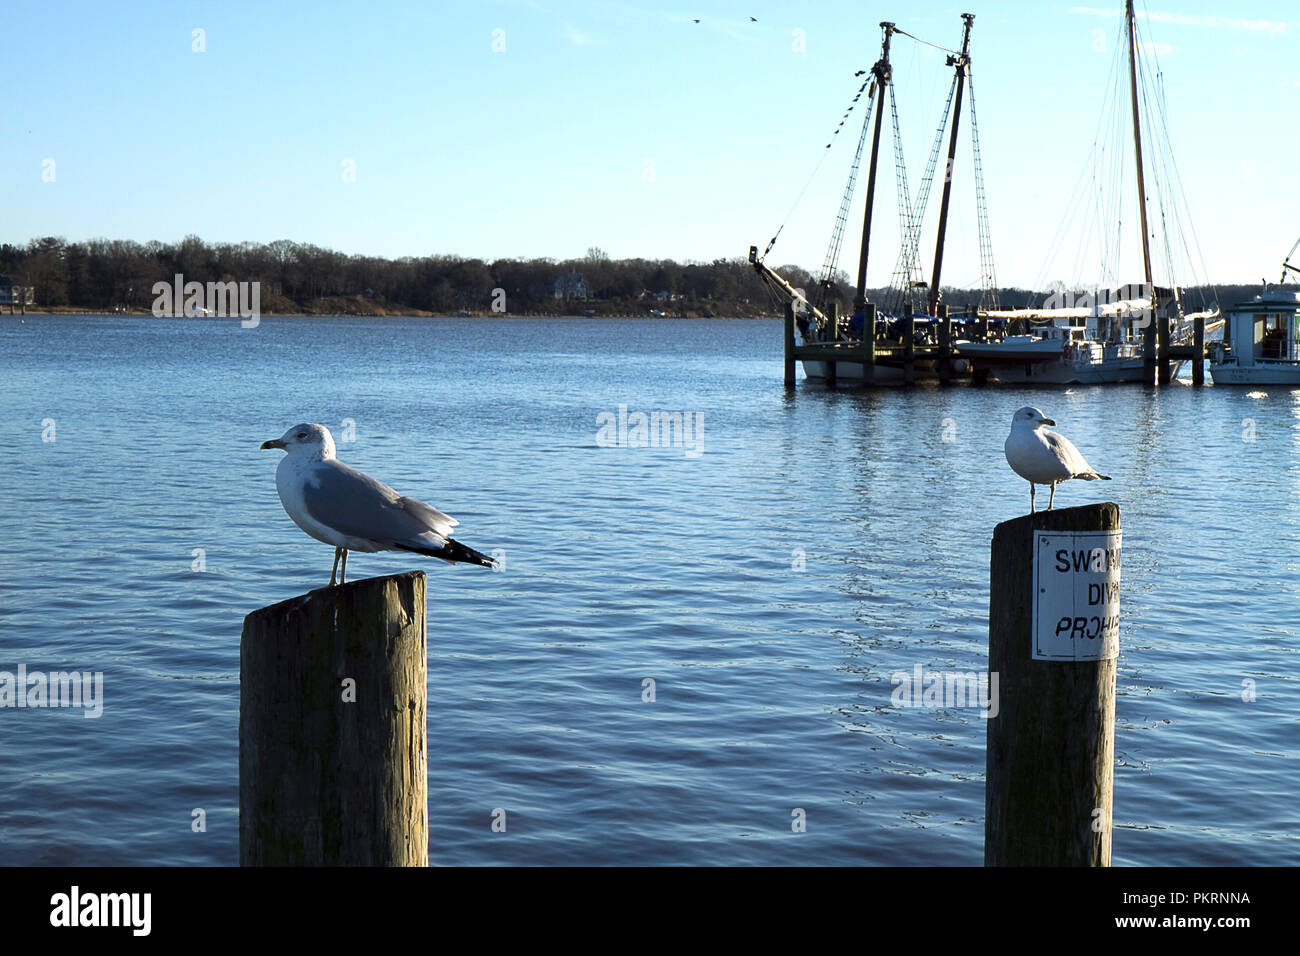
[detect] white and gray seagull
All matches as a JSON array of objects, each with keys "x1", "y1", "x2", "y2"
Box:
[
  {"x1": 260, "y1": 423, "x2": 496, "y2": 586},
  {"x1": 1004, "y1": 406, "x2": 1111, "y2": 513}
]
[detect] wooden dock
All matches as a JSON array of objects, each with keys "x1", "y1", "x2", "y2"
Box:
[{"x1": 784, "y1": 303, "x2": 1210, "y2": 388}]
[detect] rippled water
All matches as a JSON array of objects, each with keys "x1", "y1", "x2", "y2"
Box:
[{"x1": 0, "y1": 314, "x2": 1296, "y2": 865}]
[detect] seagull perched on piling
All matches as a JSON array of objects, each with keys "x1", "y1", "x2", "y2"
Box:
[
  {"x1": 260, "y1": 423, "x2": 496, "y2": 586},
  {"x1": 1004, "y1": 406, "x2": 1110, "y2": 513}
]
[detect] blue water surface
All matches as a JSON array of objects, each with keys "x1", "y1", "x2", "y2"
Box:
[{"x1": 0, "y1": 314, "x2": 1295, "y2": 865}]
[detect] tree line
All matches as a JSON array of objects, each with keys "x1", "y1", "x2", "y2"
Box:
[{"x1": 0, "y1": 235, "x2": 1257, "y2": 317}]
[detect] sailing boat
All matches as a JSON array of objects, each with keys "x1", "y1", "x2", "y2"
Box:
[
  {"x1": 957, "y1": 0, "x2": 1220, "y2": 384},
  {"x1": 750, "y1": 13, "x2": 997, "y2": 385}
]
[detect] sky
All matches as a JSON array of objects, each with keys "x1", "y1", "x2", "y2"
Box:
[{"x1": 5, "y1": 0, "x2": 1298, "y2": 287}]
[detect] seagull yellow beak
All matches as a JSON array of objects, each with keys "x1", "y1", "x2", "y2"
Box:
[
  {"x1": 1040, "y1": 417, "x2": 1056, "y2": 427},
  {"x1": 260, "y1": 439, "x2": 286, "y2": 450}
]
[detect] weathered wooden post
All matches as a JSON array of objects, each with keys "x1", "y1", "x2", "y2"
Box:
[
  {"x1": 902, "y1": 303, "x2": 915, "y2": 384},
  {"x1": 240, "y1": 571, "x2": 429, "y2": 866},
  {"x1": 1157, "y1": 306, "x2": 1172, "y2": 384},
  {"x1": 1192, "y1": 313, "x2": 1205, "y2": 386},
  {"x1": 783, "y1": 301, "x2": 796, "y2": 389},
  {"x1": 822, "y1": 302, "x2": 838, "y2": 388},
  {"x1": 938, "y1": 305, "x2": 952, "y2": 384},
  {"x1": 1142, "y1": 312, "x2": 1157, "y2": 386},
  {"x1": 986, "y1": 503, "x2": 1120, "y2": 866},
  {"x1": 860, "y1": 302, "x2": 876, "y2": 383}
]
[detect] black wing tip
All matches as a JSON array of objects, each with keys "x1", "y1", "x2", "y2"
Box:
[{"x1": 397, "y1": 540, "x2": 497, "y2": 569}]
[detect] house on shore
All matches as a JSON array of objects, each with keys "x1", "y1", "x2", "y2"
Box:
[
  {"x1": 0, "y1": 275, "x2": 34, "y2": 310},
  {"x1": 553, "y1": 272, "x2": 590, "y2": 301}
]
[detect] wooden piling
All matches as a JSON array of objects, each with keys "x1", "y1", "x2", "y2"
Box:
[
  {"x1": 783, "y1": 301, "x2": 796, "y2": 389},
  {"x1": 1142, "y1": 314, "x2": 1156, "y2": 386},
  {"x1": 240, "y1": 571, "x2": 429, "y2": 866},
  {"x1": 938, "y1": 305, "x2": 952, "y2": 384},
  {"x1": 861, "y1": 303, "x2": 876, "y2": 383},
  {"x1": 824, "y1": 302, "x2": 839, "y2": 387},
  {"x1": 1192, "y1": 313, "x2": 1205, "y2": 386},
  {"x1": 1157, "y1": 309, "x2": 1172, "y2": 384},
  {"x1": 902, "y1": 304, "x2": 915, "y2": 384},
  {"x1": 985, "y1": 503, "x2": 1120, "y2": 866}
]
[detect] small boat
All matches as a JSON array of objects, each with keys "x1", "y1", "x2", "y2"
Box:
[{"x1": 1209, "y1": 242, "x2": 1300, "y2": 385}]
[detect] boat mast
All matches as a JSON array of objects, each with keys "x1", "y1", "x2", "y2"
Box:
[
  {"x1": 1126, "y1": 0, "x2": 1154, "y2": 288},
  {"x1": 854, "y1": 22, "x2": 895, "y2": 316},
  {"x1": 927, "y1": 13, "x2": 974, "y2": 317}
]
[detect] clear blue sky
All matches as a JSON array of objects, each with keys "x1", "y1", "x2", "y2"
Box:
[{"x1": 5, "y1": 0, "x2": 1297, "y2": 286}]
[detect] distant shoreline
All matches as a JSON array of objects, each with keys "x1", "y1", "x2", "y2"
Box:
[{"x1": 2, "y1": 307, "x2": 781, "y2": 320}]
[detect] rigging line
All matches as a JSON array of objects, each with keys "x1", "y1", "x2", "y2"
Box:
[
  {"x1": 1099, "y1": 16, "x2": 1128, "y2": 291},
  {"x1": 892, "y1": 26, "x2": 962, "y2": 59},
  {"x1": 762, "y1": 76, "x2": 873, "y2": 260},
  {"x1": 887, "y1": 81, "x2": 922, "y2": 316},
  {"x1": 968, "y1": 70, "x2": 999, "y2": 309},
  {"x1": 890, "y1": 72, "x2": 957, "y2": 313},
  {"x1": 1133, "y1": 39, "x2": 1181, "y2": 301},
  {"x1": 1100, "y1": 36, "x2": 1127, "y2": 292},
  {"x1": 1148, "y1": 57, "x2": 1218, "y2": 312},
  {"x1": 1139, "y1": 70, "x2": 1177, "y2": 293},
  {"x1": 1031, "y1": 14, "x2": 1126, "y2": 295},
  {"x1": 1032, "y1": 134, "x2": 1099, "y2": 295},
  {"x1": 815, "y1": 85, "x2": 877, "y2": 313}
]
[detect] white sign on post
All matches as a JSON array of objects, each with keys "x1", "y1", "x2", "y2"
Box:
[{"x1": 1031, "y1": 529, "x2": 1121, "y2": 662}]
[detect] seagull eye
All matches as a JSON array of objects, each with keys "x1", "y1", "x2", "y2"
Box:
[{"x1": 296, "y1": 432, "x2": 307, "y2": 439}]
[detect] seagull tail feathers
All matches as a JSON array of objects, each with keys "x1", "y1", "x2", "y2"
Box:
[
  {"x1": 1078, "y1": 471, "x2": 1111, "y2": 481},
  {"x1": 398, "y1": 539, "x2": 497, "y2": 569}
]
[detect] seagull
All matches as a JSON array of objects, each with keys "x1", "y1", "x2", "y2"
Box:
[
  {"x1": 260, "y1": 423, "x2": 496, "y2": 586},
  {"x1": 1004, "y1": 406, "x2": 1110, "y2": 512}
]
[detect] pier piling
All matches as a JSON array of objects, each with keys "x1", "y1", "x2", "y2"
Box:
[
  {"x1": 902, "y1": 304, "x2": 915, "y2": 384},
  {"x1": 783, "y1": 301, "x2": 796, "y2": 389},
  {"x1": 938, "y1": 305, "x2": 952, "y2": 384},
  {"x1": 240, "y1": 571, "x2": 429, "y2": 866},
  {"x1": 985, "y1": 503, "x2": 1120, "y2": 867},
  {"x1": 1142, "y1": 316, "x2": 1156, "y2": 386},
  {"x1": 861, "y1": 303, "x2": 876, "y2": 382},
  {"x1": 826, "y1": 302, "x2": 841, "y2": 388},
  {"x1": 1192, "y1": 314, "x2": 1205, "y2": 387},
  {"x1": 1158, "y1": 310, "x2": 1172, "y2": 385}
]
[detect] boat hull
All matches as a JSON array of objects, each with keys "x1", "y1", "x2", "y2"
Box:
[
  {"x1": 799, "y1": 358, "x2": 969, "y2": 385},
  {"x1": 955, "y1": 338, "x2": 1065, "y2": 365},
  {"x1": 957, "y1": 340, "x2": 1180, "y2": 384},
  {"x1": 970, "y1": 357, "x2": 1155, "y2": 384},
  {"x1": 1209, "y1": 362, "x2": 1300, "y2": 386}
]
